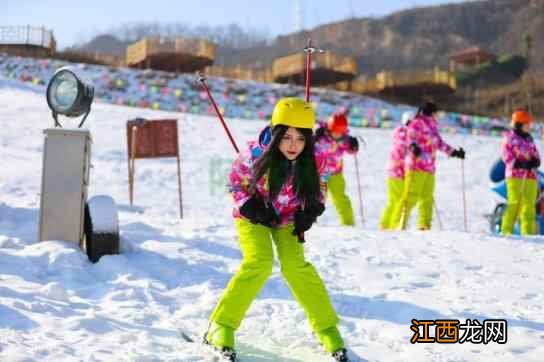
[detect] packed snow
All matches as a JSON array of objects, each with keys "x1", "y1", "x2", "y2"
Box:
[{"x1": 0, "y1": 79, "x2": 543, "y2": 361}]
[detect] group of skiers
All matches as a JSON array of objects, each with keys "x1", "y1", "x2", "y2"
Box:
[
  {"x1": 378, "y1": 105, "x2": 540, "y2": 236},
  {"x1": 379, "y1": 102, "x2": 465, "y2": 231},
  {"x1": 203, "y1": 97, "x2": 540, "y2": 361}
]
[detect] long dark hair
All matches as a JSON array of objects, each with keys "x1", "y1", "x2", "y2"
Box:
[{"x1": 251, "y1": 125, "x2": 320, "y2": 207}]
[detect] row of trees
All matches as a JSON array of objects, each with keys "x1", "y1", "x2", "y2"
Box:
[{"x1": 107, "y1": 22, "x2": 271, "y2": 49}]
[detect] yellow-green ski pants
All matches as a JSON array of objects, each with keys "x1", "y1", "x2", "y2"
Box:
[
  {"x1": 501, "y1": 178, "x2": 538, "y2": 235},
  {"x1": 392, "y1": 171, "x2": 435, "y2": 230},
  {"x1": 380, "y1": 177, "x2": 405, "y2": 230},
  {"x1": 210, "y1": 219, "x2": 340, "y2": 335},
  {"x1": 328, "y1": 172, "x2": 355, "y2": 226}
]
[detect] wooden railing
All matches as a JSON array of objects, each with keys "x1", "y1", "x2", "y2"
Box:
[
  {"x1": 205, "y1": 65, "x2": 273, "y2": 82},
  {"x1": 0, "y1": 25, "x2": 56, "y2": 51}
]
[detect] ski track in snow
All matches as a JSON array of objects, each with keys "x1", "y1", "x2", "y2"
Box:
[{"x1": 0, "y1": 81, "x2": 543, "y2": 361}]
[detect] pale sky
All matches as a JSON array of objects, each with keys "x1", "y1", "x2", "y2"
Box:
[{"x1": 4, "y1": 0, "x2": 469, "y2": 48}]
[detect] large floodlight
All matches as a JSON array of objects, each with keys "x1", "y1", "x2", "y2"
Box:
[{"x1": 46, "y1": 67, "x2": 94, "y2": 127}]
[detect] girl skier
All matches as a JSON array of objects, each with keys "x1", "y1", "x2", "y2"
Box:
[
  {"x1": 500, "y1": 110, "x2": 541, "y2": 235},
  {"x1": 391, "y1": 102, "x2": 465, "y2": 230},
  {"x1": 205, "y1": 98, "x2": 349, "y2": 362},
  {"x1": 379, "y1": 111, "x2": 414, "y2": 230},
  {"x1": 314, "y1": 111, "x2": 359, "y2": 226}
]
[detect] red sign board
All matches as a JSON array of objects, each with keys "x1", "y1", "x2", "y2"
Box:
[
  {"x1": 126, "y1": 118, "x2": 183, "y2": 218},
  {"x1": 126, "y1": 119, "x2": 179, "y2": 159}
]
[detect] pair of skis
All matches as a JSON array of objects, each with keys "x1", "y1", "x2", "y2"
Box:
[{"x1": 179, "y1": 326, "x2": 355, "y2": 362}]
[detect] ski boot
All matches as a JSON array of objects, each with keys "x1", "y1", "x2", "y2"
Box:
[
  {"x1": 317, "y1": 326, "x2": 344, "y2": 351},
  {"x1": 332, "y1": 348, "x2": 350, "y2": 362},
  {"x1": 203, "y1": 321, "x2": 237, "y2": 361}
]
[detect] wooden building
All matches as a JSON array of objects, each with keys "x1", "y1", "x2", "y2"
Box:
[
  {"x1": 449, "y1": 46, "x2": 497, "y2": 72},
  {"x1": 272, "y1": 51, "x2": 357, "y2": 86},
  {"x1": 352, "y1": 67, "x2": 456, "y2": 104},
  {"x1": 126, "y1": 37, "x2": 216, "y2": 73}
]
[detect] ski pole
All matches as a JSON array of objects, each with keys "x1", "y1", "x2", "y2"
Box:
[
  {"x1": 353, "y1": 153, "x2": 365, "y2": 223},
  {"x1": 399, "y1": 174, "x2": 412, "y2": 231},
  {"x1": 461, "y1": 159, "x2": 468, "y2": 231},
  {"x1": 303, "y1": 38, "x2": 324, "y2": 102},
  {"x1": 197, "y1": 73, "x2": 240, "y2": 154},
  {"x1": 433, "y1": 199, "x2": 443, "y2": 230},
  {"x1": 297, "y1": 39, "x2": 323, "y2": 243}
]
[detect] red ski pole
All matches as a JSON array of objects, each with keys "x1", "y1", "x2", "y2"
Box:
[
  {"x1": 298, "y1": 39, "x2": 324, "y2": 242},
  {"x1": 197, "y1": 73, "x2": 240, "y2": 154},
  {"x1": 303, "y1": 38, "x2": 324, "y2": 102}
]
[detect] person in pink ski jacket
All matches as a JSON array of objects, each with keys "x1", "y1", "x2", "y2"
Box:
[
  {"x1": 391, "y1": 102, "x2": 465, "y2": 230},
  {"x1": 206, "y1": 98, "x2": 349, "y2": 362},
  {"x1": 314, "y1": 112, "x2": 359, "y2": 225},
  {"x1": 379, "y1": 111, "x2": 413, "y2": 229},
  {"x1": 500, "y1": 109, "x2": 541, "y2": 235}
]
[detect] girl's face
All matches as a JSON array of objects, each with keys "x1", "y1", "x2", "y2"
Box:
[
  {"x1": 279, "y1": 127, "x2": 306, "y2": 160},
  {"x1": 523, "y1": 123, "x2": 532, "y2": 133}
]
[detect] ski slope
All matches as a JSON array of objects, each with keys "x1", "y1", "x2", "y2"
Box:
[{"x1": 0, "y1": 79, "x2": 543, "y2": 361}]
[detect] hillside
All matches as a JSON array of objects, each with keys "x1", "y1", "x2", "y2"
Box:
[
  {"x1": 225, "y1": 0, "x2": 544, "y2": 76},
  {"x1": 72, "y1": 0, "x2": 544, "y2": 117},
  {"x1": 76, "y1": 1, "x2": 542, "y2": 76}
]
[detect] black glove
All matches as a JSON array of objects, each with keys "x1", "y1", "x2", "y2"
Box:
[
  {"x1": 450, "y1": 147, "x2": 465, "y2": 159},
  {"x1": 514, "y1": 158, "x2": 540, "y2": 170},
  {"x1": 292, "y1": 202, "x2": 325, "y2": 241},
  {"x1": 529, "y1": 158, "x2": 540, "y2": 169},
  {"x1": 239, "y1": 197, "x2": 280, "y2": 227},
  {"x1": 409, "y1": 143, "x2": 422, "y2": 157},
  {"x1": 347, "y1": 136, "x2": 359, "y2": 152}
]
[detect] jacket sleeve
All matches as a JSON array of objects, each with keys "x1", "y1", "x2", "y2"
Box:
[
  {"x1": 336, "y1": 134, "x2": 357, "y2": 155},
  {"x1": 531, "y1": 142, "x2": 541, "y2": 163},
  {"x1": 501, "y1": 134, "x2": 517, "y2": 165},
  {"x1": 394, "y1": 127, "x2": 408, "y2": 157},
  {"x1": 432, "y1": 126, "x2": 455, "y2": 155},
  {"x1": 314, "y1": 148, "x2": 329, "y2": 203},
  {"x1": 228, "y1": 151, "x2": 254, "y2": 209}
]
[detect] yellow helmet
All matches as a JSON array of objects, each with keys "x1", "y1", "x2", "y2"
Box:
[{"x1": 271, "y1": 97, "x2": 315, "y2": 129}]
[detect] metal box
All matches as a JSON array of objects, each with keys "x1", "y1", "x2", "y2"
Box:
[{"x1": 38, "y1": 128, "x2": 91, "y2": 247}]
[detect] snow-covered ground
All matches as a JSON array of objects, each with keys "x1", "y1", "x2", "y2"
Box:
[{"x1": 0, "y1": 79, "x2": 543, "y2": 361}]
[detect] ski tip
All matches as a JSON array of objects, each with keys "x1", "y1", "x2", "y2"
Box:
[{"x1": 178, "y1": 329, "x2": 195, "y2": 343}]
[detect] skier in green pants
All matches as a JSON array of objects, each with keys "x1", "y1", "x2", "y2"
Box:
[
  {"x1": 314, "y1": 111, "x2": 359, "y2": 226},
  {"x1": 206, "y1": 98, "x2": 350, "y2": 361}
]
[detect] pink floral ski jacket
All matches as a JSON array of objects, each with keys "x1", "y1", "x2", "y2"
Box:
[
  {"x1": 502, "y1": 129, "x2": 541, "y2": 180},
  {"x1": 405, "y1": 115, "x2": 454, "y2": 174},
  {"x1": 229, "y1": 141, "x2": 328, "y2": 225}
]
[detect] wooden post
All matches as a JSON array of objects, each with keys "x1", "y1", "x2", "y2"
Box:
[
  {"x1": 461, "y1": 159, "x2": 468, "y2": 232},
  {"x1": 128, "y1": 125, "x2": 138, "y2": 205},
  {"x1": 176, "y1": 154, "x2": 183, "y2": 219}
]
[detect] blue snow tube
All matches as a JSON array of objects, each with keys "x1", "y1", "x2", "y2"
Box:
[
  {"x1": 490, "y1": 158, "x2": 506, "y2": 183},
  {"x1": 491, "y1": 180, "x2": 508, "y2": 199}
]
